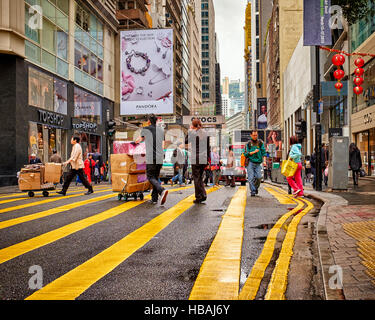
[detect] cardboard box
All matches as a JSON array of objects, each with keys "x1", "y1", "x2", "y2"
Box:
[
  {"x1": 18, "y1": 172, "x2": 41, "y2": 191},
  {"x1": 111, "y1": 154, "x2": 133, "y2": 174},
  {"x1": 112, "y1": 173, "x2": 150, "y2": 192},
  {"x1": 44, "y1": 163, "x2": 62, "y2": 183}
]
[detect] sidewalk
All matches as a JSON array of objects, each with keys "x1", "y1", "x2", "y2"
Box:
[{"x1": 269, "y1": 177, "x2": 375, "y2": 300}]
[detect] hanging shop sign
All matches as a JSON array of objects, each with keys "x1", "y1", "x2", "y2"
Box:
[
  {"x1": 38, "y1": 109, "x2": 65, "y2": 127},
  {"x1": 72, "y1": 119, "x2": 98, "y2": 133},
  {"x1": 120, "y1": 28, "x2": 174, "y2": 115},
  {"x1": 303, "y1": 0, "x2": 332, "y2": 46},
  {"x1": 182, "y1": 115, "x2": 224, "y2": 126}
]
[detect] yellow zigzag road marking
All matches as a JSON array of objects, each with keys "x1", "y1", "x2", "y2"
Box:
[
  {"x1": 189, "y1": 186, "x2": 247, "y2": 300},
  {"x1": 25, "y1": 186, "x2": 220, "y2": 300},
  {"x1": 0, "y1": 186, "x2": 110, "y2": 205},
  {"x1": 238, "y1": 184, "x2": 302, "y2": 300},
  {"x1": 264, "y1": 186, "x2": 314, "y2": 300},
  {"x1": 263, "y1": 187, "x2": 296, "y2": 205},
  {"x1": 0, "y1": 186, "x2": 194, "y2": 264},
  {"x1": 0, "y1": 189, "x2": 112, "y2": 214}
]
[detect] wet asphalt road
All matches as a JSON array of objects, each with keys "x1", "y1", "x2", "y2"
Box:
[{"x1": 0, "y1": 182, "x2": 292, "y2": 300}]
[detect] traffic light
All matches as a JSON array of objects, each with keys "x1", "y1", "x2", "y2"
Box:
[
  {"x1": 107, "y1": 120, "x2": 116, "y2": 138},
  {"x1": 295, "y1": 120, "x2": 307, "y2": 142}
]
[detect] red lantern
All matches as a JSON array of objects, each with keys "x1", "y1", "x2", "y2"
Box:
[
  {"x1": 332, "y1": 54, "x2": 345, "y2": 66},
  {"x1": 353, "y1": 76, "x2": 364, "y2": 86},
  {"x1": 354, "y1": 67, "x2": 364, "y2": 76},
  {"x1": 334, "y1": 69, "x2": 345, "y2": 80},
  {"x1": 354, "y1": 86, "x2": 363, "y2": 95},
  {"x1": 335, "y1": 82, "x2": 344, "y2": 91},
  {"x1": 354, "y1": 57, "x2": 365, "y2": 68}
]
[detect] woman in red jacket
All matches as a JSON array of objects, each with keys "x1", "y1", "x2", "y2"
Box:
[{"x1": 84, "y1": 153, "x2": 96, "y2": 184}]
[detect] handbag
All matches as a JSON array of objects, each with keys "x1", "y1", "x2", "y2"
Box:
[
  {"x1": 360, "y1": 168, "x2": 366, "y2": 177},
  {"x1": 281, "y1": 157, "x2": 298, "y2": 178}
]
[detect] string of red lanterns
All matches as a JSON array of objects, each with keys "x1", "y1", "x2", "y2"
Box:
[{"x1": 319, "y1": 46, "x2": 371, "y2": 95}]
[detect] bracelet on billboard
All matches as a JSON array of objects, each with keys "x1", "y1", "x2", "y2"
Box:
[{"x1": 125, "y1": 50, "x2": 150, "y2": 76}]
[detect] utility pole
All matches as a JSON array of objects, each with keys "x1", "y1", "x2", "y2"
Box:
[{"x1": 314, "y1": 46, "x2": 322, "y2": 191}]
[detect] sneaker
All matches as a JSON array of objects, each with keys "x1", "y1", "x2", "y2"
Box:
[
  {"x1": 251, "y1": 193, "x2": 256, "y2": 197},
  {"x1": 193, "y1": 197, "x2": 206, "y2": 204},
  {"x1": 56, "y1": 190, "x2": 66, "y2": 196},
  {"x1": 293, "y1": 189, "x2": 301, "y2": 196},
  {"x1": 149, "y1": 200, "x2": 158, "y2": 204},
  {"x1": 159, "y1": 189, "x2": 168, "y2": 205}
]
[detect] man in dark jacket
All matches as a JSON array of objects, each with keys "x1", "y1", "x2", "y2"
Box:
[
  {"x1": 349, "y1": 143, "x2": 362, "y2": 186},
  {"x1": 91, "y1": 147, "x2": 103, "y2": 184},
  {"x1": 29, "y1": 153, "x2": 42, "y2": 164}
]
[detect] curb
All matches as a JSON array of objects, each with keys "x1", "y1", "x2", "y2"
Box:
[{"x1": 264, "y1": 180, "x2": 348, "y2": 300}]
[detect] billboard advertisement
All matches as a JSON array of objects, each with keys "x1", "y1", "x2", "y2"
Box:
[
  {"x1": 266, "y1": 130, "x2": 283, "y2": 156},
  {"x1": 303, "y1": 0, "x2": 332, "y2": 46},
  {"x1": 257, "y1": 98, "x2": 267, "y2": 129},
  {"x1": 120, "y1": 28, "x2": 174, "y2": 115}
]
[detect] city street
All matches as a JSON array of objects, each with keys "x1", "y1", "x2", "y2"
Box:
[{"x1": 0, "y1": 182, "x2": 322, "y2": 300}]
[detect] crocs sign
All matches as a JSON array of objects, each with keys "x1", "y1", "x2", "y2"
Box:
[{"x1": 183, "y1": 116, "x2": 224, "y2": 125}]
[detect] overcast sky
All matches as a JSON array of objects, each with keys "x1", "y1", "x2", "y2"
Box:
[{"x1": 214, "y1": 0, "x2": 247, "y2": 82}]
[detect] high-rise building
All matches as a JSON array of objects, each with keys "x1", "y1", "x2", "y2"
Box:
[
  {"x1": 222, "y1": 76, "x2": 229, "y2": 95},
  {"x1": 117, "y1": 0, "x2": 153, "y2": 29},
  {"x1": 188, "y1": 0, "x2": 203, "y2": 113},
  {"x1": 244, "y1": 1, "x2": 252, "y2": 128},
  {"x1": 1, "y1": 0, "x2": 118, "y2": 186},
  {"x1": 200, "y1": 0, "x2": 216, "y2": 109}
]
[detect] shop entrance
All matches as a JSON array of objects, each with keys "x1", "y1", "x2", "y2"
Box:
[
  {"x1": 29, "y1": 122, "x2": 67, "y2": 163},
  {"x1": 356, "y1": 129, "x2": 375, "y2": 176}
]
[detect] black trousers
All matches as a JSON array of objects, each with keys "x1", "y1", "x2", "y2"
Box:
[
  {"x1": 62, "y1": 168, "x2": 91, "y2": 192},
  {"x1": 192, "y1": 164, "x2": 207, "y2": 201},
  {"x1": 146, "y1": 164, "x2": 164, "y2": 202},
  {"x1": 352, "y1": 170, "x2": 360, "y2": 185}
]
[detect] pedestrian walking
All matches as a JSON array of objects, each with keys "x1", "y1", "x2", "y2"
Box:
[
  {"x1": 211, "y1": 146, "x2": 221, "y2": 186},
  {"x1": 311, "y1": 152, "x2": 316, "y2": 189},
  {"x1": 186, "y1": 119, "x2": 210, "y2": 204},
  {"x1": 349, "y1": 143, "x2": 362, "y2": 186},
  {"x1": 224, "y1": 146, "x2": 236, "y2": 187},
  {"x1": 204, "y1": 155, "x2": 213, "y2": 186},
  {"x1": 305, "y1": 155, "x2": 312, "y2": 183},
  {"x1": 170, "y1": 142, "x2": 185, "y2": 186},
  {"x1": 322, "y1": 144, "x2": 329, "y2": 186},
  {"x1": 57, "y1": 136, "x2": 93, "y2": 196},
  {"x1": 84, "y1": 153, "x2": 96, "y2": 185},
  {"x1": 50, "y1": 149, "x2": 62, "y2": 163},
  {"x1": 29, "y1": 153, "x2": 42, "y2": 164},
  {"x1": 92, "y1": 147, "x2": 103, "y2": 184},
  {"x1": 243, "y1": 130, "x2": 266, "y2": 196},
  {"x1": 135, "y1": 114, "x2": 168, "y2": 205},
  {"x1": 286, "y1": 136, "x2": 304, "y2": 197}
]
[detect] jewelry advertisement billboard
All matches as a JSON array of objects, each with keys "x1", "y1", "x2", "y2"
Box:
[{"x1": 120, "y1": 28, "x2": 174, "y2": 115}]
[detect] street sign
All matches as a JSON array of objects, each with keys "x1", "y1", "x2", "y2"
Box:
[
  {"x1": 182, "y1": 115, "x2": 224, "y2": 126},
  {"x1": 329, "y1": 128, "x2": 343, "y2": 138},
  {"x1": 318, "y1": 101, "x2": 324, "y2": 115}
]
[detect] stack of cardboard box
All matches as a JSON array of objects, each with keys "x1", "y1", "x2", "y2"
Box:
[
  {"x1": 18, "y1": 163, "x2": 62, "y2": 191},
  {"x1": 111, "y1": 154, "x2": 150, "y2": 193}
]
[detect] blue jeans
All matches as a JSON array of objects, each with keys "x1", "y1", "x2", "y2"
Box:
[
  {"x1": 247, "y1": 162, "x2": 262, "y2": 194},
  {"x1": 172, "y1": 168, "x2": 183, "y2": 185}
]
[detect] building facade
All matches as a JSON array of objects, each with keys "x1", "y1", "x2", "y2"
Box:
[
  {"x1": 350, "y1": 2, "x2": 375, "y2": 176},
  {"x1": 200, "y1": 0, "x2": 216, "y2": 108},
  {"x1": 0, "y1": 0, "x2": 118, "y2": 186}
]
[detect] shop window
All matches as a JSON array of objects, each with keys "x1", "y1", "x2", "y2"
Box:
[
  {"x1": 42, "y1": 49, "x2": 56, "y2": 72},
  {"x1": 353, "y1": 58, "x2": 375, "y2": 113},
  {"x1": 56, "y1": 0, "x2": 69, "y2": 15},
  {"x1": 97, "y1": 59, "x2": 103, "y2": 81},
  {"x1": 25, "y1": 4, "x2": 40, "y2": 43},
  {"x1": 29, "y1": 68, "x2": 54, "y2": 111},
  {"x1": 74, "y1": 87, "x2": 102, "y2": 123},
  {"x1": 57, "y1": 58, "x2": 69, "y2": 78},
  {"x1": 54, "y1": 78, "x2": 68, "y2": 114},
  {"x1": 42, "y1": 18, "x2": 56, "y2": 54},
  {"x1": 56, "y1": 30, "x2": 68, "y2": 60},
  {"x1": 89, "y1": 53, "x2": 97, "y2": 78},
  {"x1": 25, "y1": 40, "x2": 41, "y2": 64},
  {"x1": 82, "y1": 46, "x2": 90, "y2": 74}
]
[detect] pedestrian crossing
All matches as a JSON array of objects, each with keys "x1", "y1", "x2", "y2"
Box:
[{"x1": 0, "y1": 183, "x2": 314, "y2": 300}]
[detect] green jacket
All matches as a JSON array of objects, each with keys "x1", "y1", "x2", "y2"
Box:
[{"x1": 244, "y1": 139, "x2": 266, "y2": 164}]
